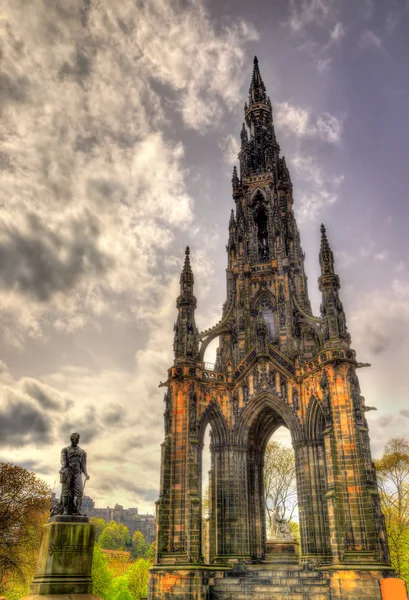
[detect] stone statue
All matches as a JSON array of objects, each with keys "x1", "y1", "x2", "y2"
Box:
[
  {"x1": 58, "y1": 432, "x2": 90, "y2": 516},
  {"x1": 270, "y1": 507, "x2": 294, "y2": 540}
]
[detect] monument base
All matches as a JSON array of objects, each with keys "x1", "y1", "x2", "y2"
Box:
[
  {"x1": 264, "y1": 537, "x2": 299, "y2": 563},
  {"x1": 22, "y1": 516, "x2": 99, "y2": 597}
]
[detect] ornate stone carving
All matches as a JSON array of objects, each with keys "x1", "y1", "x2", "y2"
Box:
[
  {"x1": 319, "y1": 369, "x2": 332, "y2": 428},
  {"x1": 189, "y1": 382, "x2": 197, "y2": 437},
  {"x1": 348, "y1": 366, "x2": 364, "y2": 425}
]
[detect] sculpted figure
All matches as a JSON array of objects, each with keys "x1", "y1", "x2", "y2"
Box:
[
  {"x1": 270, "y1": 506, "x2": 294, "y2": 540},
  {"x1": 60, "y1": 432, "x2": 90, "y2": 516}
]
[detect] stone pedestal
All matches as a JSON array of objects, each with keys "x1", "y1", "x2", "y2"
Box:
[
  {"x1": 21, "y1": 516, "x2": 101, "y2": 599},
  {"x1": 265, "y1": 537, "x2": 299, "y2": 564}
]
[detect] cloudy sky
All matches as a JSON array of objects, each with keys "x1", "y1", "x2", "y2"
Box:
[{"x1": 1, "y1": 0, "x2": 408, "y2": 514}]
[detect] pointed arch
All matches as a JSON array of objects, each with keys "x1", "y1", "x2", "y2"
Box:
[
  {"x1": 249, "y1": 188, "x2": 267, "y2": 207},
  {"x1": 198, "y1": 400, "x2": 229, "y2": 446},
  {"x1": 251, "y1": 289, "x2": 277, "y2": 313},
  {"x1": 235, "y1": 391, "x2": 303, "y2": 447},
  {"x1": 305, "y1": 394, "x2": 325, "y2": 442}
]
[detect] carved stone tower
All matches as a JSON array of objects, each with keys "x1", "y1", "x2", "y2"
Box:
[{"x1": 149, "y1": 57, "x2": 397, "y2": 600}]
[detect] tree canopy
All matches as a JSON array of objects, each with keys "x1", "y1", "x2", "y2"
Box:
[
  {"x1": 375, "y1": 437, "x2": 409, "y2": 585},
  {"x1": 0, "y1": 463, "x2": 50, "y2": 597},
  {"x1": 99, "y1": 521, "x2": 131, "y2": 550},
  {"x1": 131, "y1": 531, "x2": 147, "y2": 559},
  {"x1": 263, "y1": 440, "x2": 297, "y2": 530}
]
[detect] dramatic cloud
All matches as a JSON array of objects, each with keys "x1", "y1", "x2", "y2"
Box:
[
  {"x1": 275, "y1": 103, "x2": 343, "y2": 144},
  {"x1": 0, "y1": 0, "x2": 257, "y2": 348},
  {"x1": 287, "y1": 0, "x2": 337, "y2": 33},
  {"x1": 0, "y1": 388, "x2": 53, "y2": 448},
  {"x1": 289, "y1": 154, "x2": 344, "y2": 220}
]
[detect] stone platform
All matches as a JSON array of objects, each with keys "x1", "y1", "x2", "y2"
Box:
[
  {"x1": 265, "y1": 536, "x2": 299, "y2": 564},
  {"x1": 21, "y1": 516, "x2": 100, "y2": 599}
]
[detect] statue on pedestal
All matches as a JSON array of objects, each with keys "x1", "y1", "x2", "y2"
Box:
[
  {"x1": 270, "y1": 507, "x2": 294, "y2": 540},
  {"x1": 50, "y1": 432, "x2": 90, "y2": 517},
  {"x1": 24, "y1": 433, "x2": 98, "y2": 598}
]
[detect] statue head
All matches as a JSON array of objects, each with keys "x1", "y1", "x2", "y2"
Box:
[{"x1": 70, "y1": 432, "x2": 80, "y2": 446}]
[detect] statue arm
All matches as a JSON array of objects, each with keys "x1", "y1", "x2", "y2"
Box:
[
  {"x1": 60, "y1": 447, "x2": 68, "y2": 471},
  {"x1": 82, "y1": 450, "x2": 90, "y2": 479}
]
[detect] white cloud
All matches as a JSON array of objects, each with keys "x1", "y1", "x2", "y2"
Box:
[
  {"x1": 288, "y1": 0, "x2": 336, "y2": 33},
  {"x1": 0, "y1": 0, "x2": 257, "y2": 345},
  {"x1": 289, "y1": 154, "x2": 344, "y2": 221},
  {"x1": 374, "y1": 252, "x2": 388, "y2": 262},
  {"x1": 359, "y1": 30, "x2": 383, "y2": 51},
  {"x1": 316, "y1": 57, "x2": 332, "y2": 72},
  {"x1": 275, "y1": 102, "x2": 343, "y2": 145},
  {"x1": 330, "y1": 22, "x2": 345, "y2": 43},
  {"x1": 219, "y1": 134, "x2": 241, "y2": 166}
]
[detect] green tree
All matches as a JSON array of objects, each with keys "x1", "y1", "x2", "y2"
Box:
[
  {"x1": 127, "y1": 559, "x2": 151, "y2": 600},
  {"x1": 263, "y1": 440, "x2": 297, "y2": 531},
  {"x1": 99, "y1": 521, "x2": 131, "y2": 550},
  {"x1": 109, "y1": 575, "x2": 133, "y2": 600},
  {"x1": 90, "y1": 517, "x2": 107, "y2": 542},
  {"x1": 92, "y1": 544, "x2": 114, "y2": 599},
  {"x1": 131, "y1": 531, "x2": 147, "y2": 559},
  {"x1": 146, "y1": 542, "x2": 155, "y2": 560},
  {"x1": 0, "y1": 463, "x2": 50, "y2": 597},
  {"x1": 375, "y1": 437, "x2": 409, "y2": 585}
]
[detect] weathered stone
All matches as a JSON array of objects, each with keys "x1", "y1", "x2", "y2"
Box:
[
  {"x1": 148, "y1": 56, "x2": 403, "y2": 600},
  {"x1": 25, "y1": 519, "x2": 95, "y2": 595}
]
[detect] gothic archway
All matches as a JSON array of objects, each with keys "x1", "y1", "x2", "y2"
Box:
[{"x1": 235, "y1": 392, "x2": 302, "y2": 559}]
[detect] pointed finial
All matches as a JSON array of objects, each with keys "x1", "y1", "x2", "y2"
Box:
[
  {"x1": 232, "y1": 166, "x2": 239, "y2": 191},
  {"x1": 229, "y1": 208, "x2": 236, "y2": 228},
  {"x1": 319, "y1": 224, "x2": 334, "y2": 274},
  {"x1": 240, "y1": 122, "x2": 248, "y2": 146},
  {"x1": 249, "y1": 55, "x2": 267, "y2": 104},
  {"x1": 181, "y1": 245, "x2": 194, "y2": 286}
]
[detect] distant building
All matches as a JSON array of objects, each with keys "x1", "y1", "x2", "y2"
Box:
[{"x1": 83, "y1": 496, "x2": 156, "y2": 545}]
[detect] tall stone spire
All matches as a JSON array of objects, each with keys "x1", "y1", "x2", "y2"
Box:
[
  {"x1": 173, "y1": 247, "x2": 199, "y2": 362},
  {"x1": 239, "y1": 56, "x2": 279, "y2": 180},
  {"x1": 318, "y1": 225, "x2": 350, "y2": 345},
  {"x1": 249, "y1": 56, "x2": 267, "y2": 105}
]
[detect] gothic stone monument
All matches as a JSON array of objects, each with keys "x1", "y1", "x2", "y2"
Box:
[
  {"x1": 22, "y1": 433, "x2": 100, "y2": 599},
  {"x1": 148, "y1": 57, "x2": 403, "y2": 600}
]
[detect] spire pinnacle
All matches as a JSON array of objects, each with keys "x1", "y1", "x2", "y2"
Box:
[
  {"x1": 229, "y1": 208, "x2": 236, "y2": 229},
  {"x1": 180, "y1": 245, "x2": 194, "y2": 288},
  {"x1": 319, "y1": 224, "x2": 334, "y2": 275},
  {"x1": 232, "y1": 165, "x2": 239, "y2": 192},
  {"x1": 240, "y1": 122, "x2": 248, "y2": 146},
  {"x1": 249, "y1": 55, "x2": 267, "y2": 105}
]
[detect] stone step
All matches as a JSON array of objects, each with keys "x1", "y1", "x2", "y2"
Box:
[{"x1": 209, "y1": 567, "x2": 330, "y2": 600}]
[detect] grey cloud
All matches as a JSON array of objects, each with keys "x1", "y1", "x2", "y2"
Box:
[
  {"x1": 400, "y1": 410, "x2": 409, "y2": 419},
  {"x1": 365, "y1": 328, "x2": 389, "y2": 355},
  {"x1": 97, "y1": 473, "x2": 158, "y2": 503},
  {"x1": 0, "y1": 73, "x2": 30, "y2": 104},
  {"x1": 21, "y1": 378, "x2": 61, "y2": 410},
  {"x1": 0, "y1": 392, "x2": 53, "y2": 448},
  {"x1": 0, "y1": 212, "x2": 112, "y2": 302},
  {"x1": 102, "y1": 405, "x2": 125, "y2": 426},
  {"x1": 60, "y1": 406, "x2": 99, "y2": 444},
  {"x1": 75, "y1": 135, "x2": 98, "y2": 153},
  {"x1": 9, "y1": 458, "x2": 54, "y2": 475},
  {"x1": 58, "y1": 46, "x2": 93, "y2": 83},
  {"x1": 119, "y1": 436, "x2": 145, "y2": 451}
]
